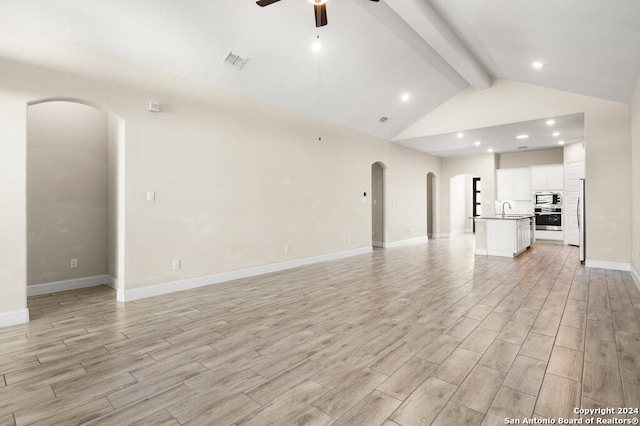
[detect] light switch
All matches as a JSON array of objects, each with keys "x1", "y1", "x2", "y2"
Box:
[{"x1": 146, "y1": 191, "x2": 155, "y2": 202}]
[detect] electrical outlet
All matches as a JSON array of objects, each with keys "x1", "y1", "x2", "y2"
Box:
[
  {"x1": 172, "y1": 260, "x2": 181, "y2": 270},
  {"x1": 70, "y1": 258, "x2": 78, "y2": 268}
]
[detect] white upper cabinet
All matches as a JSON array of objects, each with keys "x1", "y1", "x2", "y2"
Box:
[
  {"x1": 531, "y1": 164, "x2": 564, "y2": 191},
  {"x1": 497, "y1": 167, "x2": 531, "y2": 200}
]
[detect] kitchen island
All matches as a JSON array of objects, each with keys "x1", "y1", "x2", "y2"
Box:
[{"x1": 473, "y1": 215, "x2": 535, "y2": 257}]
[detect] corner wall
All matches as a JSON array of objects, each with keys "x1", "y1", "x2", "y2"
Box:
[
  {"x1": 0, "y1": 96, "x2": 28, "y2": 327},
  {"x1": 631, "y1": 78, "x2": 640, "y2": 284}
]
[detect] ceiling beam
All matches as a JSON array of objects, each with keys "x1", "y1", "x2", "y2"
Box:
[{"x1": 384, "y1": 0, "x2": 492, "y2": 90}]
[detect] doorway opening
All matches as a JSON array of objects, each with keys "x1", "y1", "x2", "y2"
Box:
[
  {"x1": 472, "y1": 177, "x2": 481, "y2": 232},
  {"x1": 450, "y1": 174, "x2": 476, "y2": 235},
  {"x1": 371, "y1": 162, "x2": 386, "y2": 247},
  {"x1": 427, "y1": 172, "x2": 436, "y2": 239},
  {"x1": 26, "y1": 100, "x2": 125, "y2": 300}
]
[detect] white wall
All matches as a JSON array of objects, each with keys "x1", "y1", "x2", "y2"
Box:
[
  {"x1": 399, "y1": 79, "x2": 631, "y2": 268},
  {"x1": 0, "y1": 20, "x2": 441, "y2": 321},
  {"x1": 498, "y1": 148, "x2": 564, "y2": 169},
  {"x1": 564, "y1": 142, "x2": 585, "y2": 164},
  {"x1": 0, "y1": 96, "x2": 28, "y2": 327},
  {"x1": 631, "y1": 78, "x2": 640, "y2": 283}
]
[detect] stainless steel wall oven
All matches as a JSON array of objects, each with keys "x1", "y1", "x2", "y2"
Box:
[{"x1": 534, "y1": 192, "x2": 563, "y2": 231}]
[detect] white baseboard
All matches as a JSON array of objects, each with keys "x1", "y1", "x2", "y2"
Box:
[
  {"x1": 27, "y1": 275, "x2": 116, "y2": 296},
  {"x1": 104, "y1": 275, "x2": 119, "y2": 290},
  {"x1": 118, "y1": 246, "x2": 373, "y2": 302},
  {"x1": 384, "y1": 236, "x2": 428, "y2": 248},
  {"x1": 631, "y1": 264, "x2": 640, "y2": 291},
  {"x1": 0, "y1": 308, "x2": 29, "y2": 328},
  {"x1": 450, "y1": 229, "x2": 473, "y2": 236},
  {"x1": 584, "y1": 260, "x2": 631, "y2": 272},
  {"x1": 431, "y1": 233, "x2": 452, "y2": 239}
]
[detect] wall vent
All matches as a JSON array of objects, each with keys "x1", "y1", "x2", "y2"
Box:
[
  {"x1": 223, "y1": 50, "x2": 249, "y2": 70},
  {"x1": 517, "y1": 146, "x2": 528, "y2": 149},
  {"x1": 377, "y1": 115, "x2": 390, "y2": 123}
]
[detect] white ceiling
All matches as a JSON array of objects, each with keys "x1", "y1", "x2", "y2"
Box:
[
  {"x1": 395, "y1": 113, "x2": 585, "y2": 157},
  {"x1": 0, "y1": 0, "x2": 638, "y2": 156}
]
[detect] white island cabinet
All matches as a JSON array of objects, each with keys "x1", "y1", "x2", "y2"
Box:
[{"x1": 474, "y1": 216, "x2": 534, "y2": 257}]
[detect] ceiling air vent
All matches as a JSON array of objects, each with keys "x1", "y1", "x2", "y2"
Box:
[
  {"x1": 378, "y1": 116, "x2": 390, "y2": 123},
  {"x1": 517, "y1": 146, "x2": 528, "y2": 149},
  {"x1": 223, "y1": 50, "x2": 249, "y2": 70}
]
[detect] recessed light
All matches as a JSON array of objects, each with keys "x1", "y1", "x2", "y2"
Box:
[
  {"x1": 558, "y1": 140, "x2": 565, "y2": 145},
  {"x1": 401, "y1": 93, "x2": 410, "y2": 102},
  {"x1": 488, "y1": 148, "x2": 494, "y2": 153},
  {"x1": 516, "y1": 134, "x2": 529, "y2": 139},
  {"x1": 532, "y1": 61, "x2": 544, "y2": 69},
  {"x1": 457, "y1": 132, "x2": 464, "y2": 138},
  {"x1": 474, "y1": 141, "x2": 481, "y2": 146},
  {"x1": 546, "y1": 119, "x2": 555, "y2": 125},
  {"x1": 552, "y1": 132, "x2": 560, "y2": 137}
]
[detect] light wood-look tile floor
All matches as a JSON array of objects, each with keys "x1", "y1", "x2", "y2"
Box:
[{"x1": 2, "y1": 235, "x2": 640, "y2": 425}]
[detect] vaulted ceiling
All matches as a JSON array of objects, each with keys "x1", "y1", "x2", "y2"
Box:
[{"x1": 1, "y1": 0, "x2": 639, "y2": 156}]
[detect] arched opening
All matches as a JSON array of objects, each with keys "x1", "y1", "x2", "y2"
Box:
[
  {"x1": 371, "y1": 162, "x2": 387, "y2": 247},
  {"x1": 449, "y1": 174, "x2": 476, "y2": 235},
  {"x1": 426, "y1": 172, "x2": 436, "y2": 239},
  {"x1": 26, "y1": 99, "x2": 125, "y2": 300}
]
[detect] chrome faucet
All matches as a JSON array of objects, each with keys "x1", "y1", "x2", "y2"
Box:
[{"x1": 501, "y1": 201, "x2": 512, "y2": 218}]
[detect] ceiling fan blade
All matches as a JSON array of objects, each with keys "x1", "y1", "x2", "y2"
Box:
[
  {"x1": 256, "y1": 0, "x2": 281, "y2": 7},
  {"x1": 314, "y1": 3, "x2": 327, "y2": 27},
  {"x1": 369, "y1": 0, "x2": 380, "y2": 2}
]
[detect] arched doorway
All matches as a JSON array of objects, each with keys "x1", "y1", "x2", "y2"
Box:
[
  {"x1": 26, "y1": 99, "x2": 125, "y2": 299},
  {"x1": 450, "y1": 174, "x2": 475, "y2": 235},
  {"x1": 371, "y1": 162, "x2": 387, "y2": 247}
]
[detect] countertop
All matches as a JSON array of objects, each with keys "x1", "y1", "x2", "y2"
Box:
[{"x1": 472, "y1": 215, "x2": 534, "y2": 220}]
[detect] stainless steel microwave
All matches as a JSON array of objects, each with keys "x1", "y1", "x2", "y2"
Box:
[{"x1": 534, "y1": 192, "x2": 562, "y2": 206}]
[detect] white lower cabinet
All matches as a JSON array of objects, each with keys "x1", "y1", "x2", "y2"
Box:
[{"x1": 477, "y1": 217, "x2": 534, "y2": 257}]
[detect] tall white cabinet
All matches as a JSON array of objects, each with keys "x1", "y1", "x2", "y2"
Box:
[{"x1": 564, "y1": 161, "x2": 585, "y2": 246}]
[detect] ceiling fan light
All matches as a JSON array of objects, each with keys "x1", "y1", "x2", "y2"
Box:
[{"x1": 308, "y1": 0, "x2": 327, "y2": 4}]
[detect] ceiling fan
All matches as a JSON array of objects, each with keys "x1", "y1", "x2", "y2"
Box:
[{"x1": 256, "y1": 0, "x2": 380, "y2": 28}]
